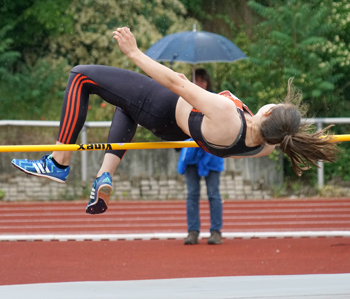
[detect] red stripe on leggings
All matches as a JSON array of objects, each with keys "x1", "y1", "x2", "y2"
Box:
[
  {"x1": 65, "y1": 79, "x2": 97, "y2": 143},
  {"x1": 60, "y1": 75, "x2": 88, "y2": 143},
  {"x1": 58, "y1": 74, "x2": 83, "y2": 142}
]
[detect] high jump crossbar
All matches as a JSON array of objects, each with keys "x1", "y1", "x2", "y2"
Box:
[
  {"x1": 0, "y1": 135, "x2": 349, "y2": 153},
  {"x1": 0, "y1": 141, "x2": 198, "y2": 153}
]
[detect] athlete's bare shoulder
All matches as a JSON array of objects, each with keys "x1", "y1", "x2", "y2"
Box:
[{"x1": 201, "y1": 101, "x2": 241, "y2": 147}]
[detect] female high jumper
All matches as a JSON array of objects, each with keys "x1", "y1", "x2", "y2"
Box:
[{"x1": 12, "y1": 27, "x2": 338, "y2": 214}]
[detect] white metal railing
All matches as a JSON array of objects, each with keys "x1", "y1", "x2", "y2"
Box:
[{"x1": 1, "y1": 118, "x2": 350, "y2": 186}]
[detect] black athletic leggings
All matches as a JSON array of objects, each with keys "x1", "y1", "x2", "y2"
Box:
[{"x1": 57, "y1": 65, "x2": 189, "y2": 159}]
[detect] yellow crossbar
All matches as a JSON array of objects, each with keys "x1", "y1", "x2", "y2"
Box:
[
  {"x1": 330, "y1": 134, "x2": 350, "y2": 142},
  {"x1": 0, "y1": 134, "x2": 349, "y2": 153},
  {"x1": 0, "y1": 141, "x2": 198, "y2": 153}
]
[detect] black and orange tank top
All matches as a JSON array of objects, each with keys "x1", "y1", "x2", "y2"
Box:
[{"x1": 188, "y1": 90, "x2": 264, "y2": 158}]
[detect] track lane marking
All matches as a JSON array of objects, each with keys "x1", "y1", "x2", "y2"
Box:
[{"x1": 1, "y1": 231, "x2": 350, "y2": 242}]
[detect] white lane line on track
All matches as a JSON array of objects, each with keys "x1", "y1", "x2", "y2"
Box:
[
  {"x1": 1, "y1": 220, "x2": 350, "y2": 229},
  {"x1": 1, "y1": 231, "x2": 350, "y2": 242},
  {"x1": 1, "y1": 214, "x2": 350, "y2": 223},
  {"x1": 2, "y1": 208, "x2": 350, "y2": 217},
  {"x1": 2, "y1": 228, "x2": 349, "y2": 235}
]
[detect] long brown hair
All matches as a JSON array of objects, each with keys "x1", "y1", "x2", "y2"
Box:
[{"x1": 260, "y1": 78, "x2": 339, "y2": 176}]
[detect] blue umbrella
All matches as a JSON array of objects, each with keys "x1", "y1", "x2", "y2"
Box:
[{"x1": 145, "y1": 26, "x2": 247, "y2": 81}]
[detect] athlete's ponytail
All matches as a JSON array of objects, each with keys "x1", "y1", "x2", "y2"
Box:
[{"x1": 260, "y1": 78, "x2": 339, "y2": 176}]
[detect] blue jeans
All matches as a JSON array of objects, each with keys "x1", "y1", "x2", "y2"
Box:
[{"x1": 185, "y1": 165, "x2": 223, "y2": 233}]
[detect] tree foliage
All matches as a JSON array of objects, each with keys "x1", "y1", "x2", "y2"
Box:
[
  {"x1": 215, "y1": 0, "x2": 349, "y2": 115},
  {"x1": 0, "y1": 25, "x2": 21, "y2": 80},
  {"x1": 44, "y1": 0, "x2": 196, "y2": 68},
  {"x1": 0, "y1": 0, "x2": 197, "y2": 120},
  {"x1": 0, "y1": 0, "x2": 73, "y2": 57}
]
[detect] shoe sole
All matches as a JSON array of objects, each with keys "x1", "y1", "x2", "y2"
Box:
[
  {"x1": 86, "y1": 184, "x2": 112, "y2": 215},
  {"x1": 207, "y1": 239, "x2": 222, "y2": 245},
  {"x1": 184, "y1": 240, "x2": 199, "y2": 245},
  {"x1": 11, "y1": 162, "x2": 66, "y2": 183}
]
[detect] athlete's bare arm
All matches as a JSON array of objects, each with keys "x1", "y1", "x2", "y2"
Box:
[{"x1": 112, "y1": 27, "x2": 240, "y2": 132}]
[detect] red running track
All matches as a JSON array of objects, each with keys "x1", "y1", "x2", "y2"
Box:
[
  {"x1": 0, "y1": 198, "x2": 350, "y2": 234},
  {"x1": 0, "y1": 198, "x2": 349, "y2": 286}
]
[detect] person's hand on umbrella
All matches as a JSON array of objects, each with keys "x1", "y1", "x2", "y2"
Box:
[{"x1": 113, "y1": 27, "x2": 140, "y2": 58}]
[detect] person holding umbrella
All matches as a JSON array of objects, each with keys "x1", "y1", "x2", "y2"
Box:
[
  {"x1": 12, "y1": 27, "x2": 338, "y2": 215},
  {"x1": 177, "y1": 69, "x2": 224, "y2": 245},
  {"x1": 144, "y1": 23, "x2": 248, "y2": 82}
]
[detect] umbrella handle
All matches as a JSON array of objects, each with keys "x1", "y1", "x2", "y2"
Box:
[
  {"x1": 192, "y1": 64, "x2": 196, "y2": 83},
  {"x1": 192, "y1": 23, "x2": 197, "y2": 83},
  {"x1": 170, "y1": 53, "x2": 178, "y2": 69}
]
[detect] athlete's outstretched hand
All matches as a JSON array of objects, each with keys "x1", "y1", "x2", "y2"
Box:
[{"x1": 113, "y1": 27, "x2": 139, "y2": 58}]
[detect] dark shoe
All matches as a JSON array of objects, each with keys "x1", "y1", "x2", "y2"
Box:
[
  {"x1": 184, "y1": 230, "x2": 199, "y2": 245},
  {"x1": 208, "y1": 230, "x2": 222, "y2": 245}
]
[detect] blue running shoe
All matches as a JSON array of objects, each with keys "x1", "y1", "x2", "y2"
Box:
[
  {"x1": 86, "y1": 172, "x2": 112, "y2": 214},
  {"x1": 11, "y1": 154, "x2": 70, "y2": 183}
]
